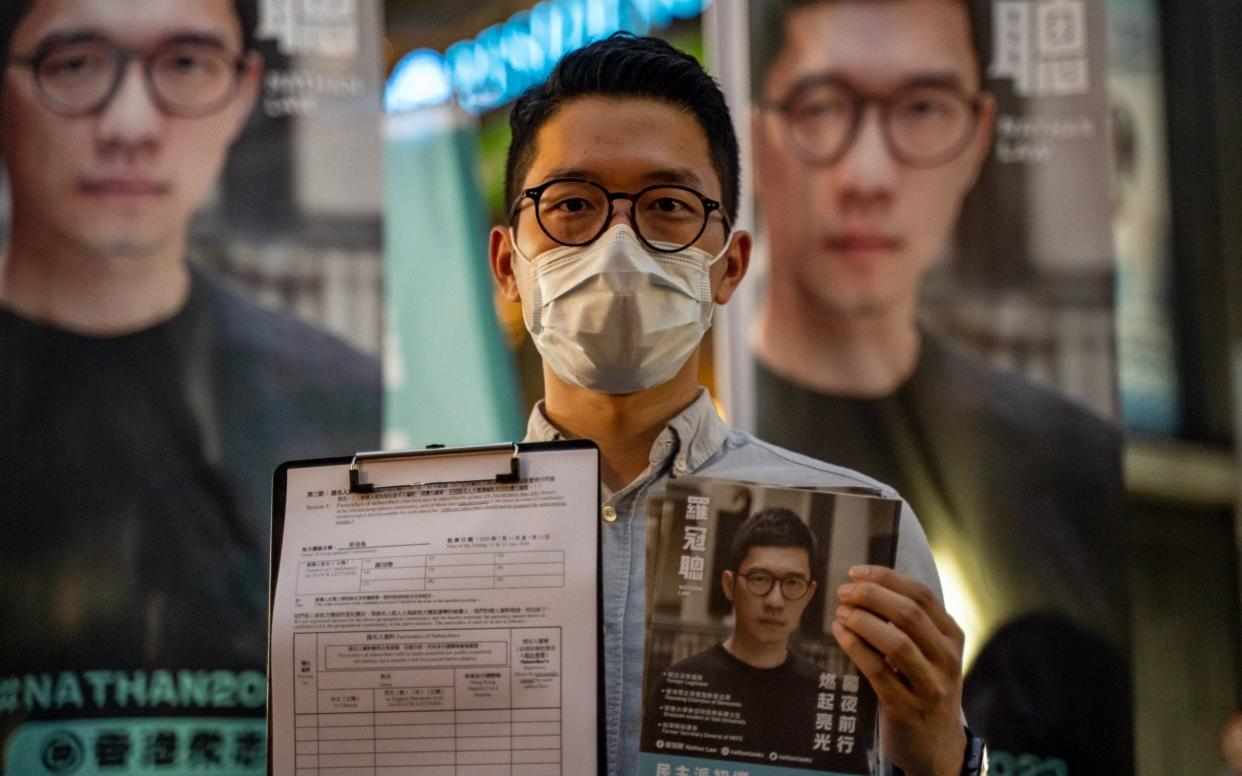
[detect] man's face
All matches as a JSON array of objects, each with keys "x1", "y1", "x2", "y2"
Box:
[
  {"x1": 0, "y1": 0, "x2": 258, "y2": 259},
  {"x1": 723, "y1": 545, "x2": 817, "y2": 649},
  {"x1": 754, "y1": 0, "x2": 994, "y2": 319},
  {"x1": 491, "y1": 95, "x2": 748, "y2": 310}
]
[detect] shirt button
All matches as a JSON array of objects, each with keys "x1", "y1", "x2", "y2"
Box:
[
  {"x1": 674, "y1": 459, "x2": 688, "y2": 473},
  {"x1": 602, "y1": 505, "x2": 617, "y2": 523}
]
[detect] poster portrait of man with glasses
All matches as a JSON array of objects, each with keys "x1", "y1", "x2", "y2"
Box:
[
  {"x1": 747, "y1": 0, "x2": 1129, "y2": 772},
  {"x1": 641, "y1": 508, "x2": 832, "y2": 766},
  {"x1": 0, "y1": 1, "x2": 380, "y2": 771}
]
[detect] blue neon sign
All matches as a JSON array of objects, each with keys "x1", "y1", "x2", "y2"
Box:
[{"x1": 386, "y1": 0, "x2": 713, "y2": 114}]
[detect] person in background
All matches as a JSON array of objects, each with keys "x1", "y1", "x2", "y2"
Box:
[
  {"x1": 0, "y1": 1, "x2": 379, "y2": 771},
  {"x1": 749, "y1": 0, "x2": 1129, "y2": 769},
  {"x1": 490, "y1": 32, "x2": 983, "y2": 776}
]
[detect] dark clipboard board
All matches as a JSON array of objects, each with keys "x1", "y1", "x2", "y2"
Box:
[{"x1": 267, "y1": 440, "x2": 604, "y2": 776}]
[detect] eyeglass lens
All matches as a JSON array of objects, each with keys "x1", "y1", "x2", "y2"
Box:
[
  {"x1": 743, "y1": 571, "x2": 810, "y2": 599},
  {"x1": 32, "y1": 39, "x2": 239, "y2": 117},
  {"x1": 784, "y1": 82, "x2": 976, "y2": 165},
  {"x1": 533, "y1": 180, "x2": 709, "y2": 251}
]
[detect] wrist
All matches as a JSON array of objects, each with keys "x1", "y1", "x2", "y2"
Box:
[
  {"x1": 931, "y1": 725, "x2": 970, "y2": 776},
  {"x1": 938, "y1": 726, "x2": 988, "y2": 776}
]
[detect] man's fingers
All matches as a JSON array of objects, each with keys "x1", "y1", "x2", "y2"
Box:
[
  {"x1": 830, "y1": 619, "x2": 918, "y2": 709},
  {"x1": 834, "y1": 581, "x2": 958, "y2": 670},
  {"x1": 838, "y1": 581, "x2": 940, "y2": 658},
  {"x1": 835, "y1": 603, "x2": 939, "y2": 694},
  {"x1": 847, "y1": 566, "x2": 964, "y2": 649}
]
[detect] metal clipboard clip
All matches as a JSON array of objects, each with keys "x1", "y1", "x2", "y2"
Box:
[{"x1": 348, "y1": 443, "x2": 521, "y2": 494}]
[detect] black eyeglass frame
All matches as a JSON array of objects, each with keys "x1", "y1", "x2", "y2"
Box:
[
  {"x1": 510, "y1": 177, "x2": 733, "y2": 254},
  {"x1": 761, "y1": 75, "x2": 985, "y2": 169},
  {"x1": 734, "y1": 569, "x2": 814, "y2": 600},
  {"x1": 8, "y1": 36, "x2": 248, "y2": 119}
]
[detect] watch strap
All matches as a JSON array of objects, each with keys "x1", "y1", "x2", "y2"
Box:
[{"x1": 962, "y1": 727, "x2": 987, "y2": 776}]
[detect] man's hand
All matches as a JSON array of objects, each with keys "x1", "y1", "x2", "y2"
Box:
[{"x1": 832, "y1": 565, "x2": 966, "y2": 776}]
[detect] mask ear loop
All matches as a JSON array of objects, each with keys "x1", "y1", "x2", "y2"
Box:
[
  {"x1": 509, "y1": 226, "x2": 532, "y2": 264},
  {"x1": 698, "y1": 230, "x2": 734, "y2": 328},
  {"x1": 706, "y1": 230, "x2": 734, "y2": 266},
  {"x1": 508, "y1": 227, "x2": 545, "y2": 333}
]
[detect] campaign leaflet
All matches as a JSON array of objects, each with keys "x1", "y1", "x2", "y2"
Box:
[{"x1": 640, "y1": 478, "x2": 901, "y2": 776}]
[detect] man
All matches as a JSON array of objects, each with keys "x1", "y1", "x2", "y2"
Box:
[
  {"x1": 0, "y1": 1, "x2": 379, "y2": 772},
  {"x1": 748, "y1": 0, "x2": 1129, "y2": 770},
  {"x1": 641, "y1": 508, "x2": 833, "y2": 769},
  {"x1": 490, "y1": 33, "x2": 979, "y2": 776}
]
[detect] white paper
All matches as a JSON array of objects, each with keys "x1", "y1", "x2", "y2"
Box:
[{"x1": 269, "y1": 447, "x2": 599, "y2": 776}]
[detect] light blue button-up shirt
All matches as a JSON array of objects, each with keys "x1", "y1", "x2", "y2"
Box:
[{"x1": 525, "y1": 388, "x2": 944, "y2": 776}]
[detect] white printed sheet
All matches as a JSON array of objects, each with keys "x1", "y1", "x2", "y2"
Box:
[{"x1": 269, "y1": 446, "x2": 599, "y2": 776}]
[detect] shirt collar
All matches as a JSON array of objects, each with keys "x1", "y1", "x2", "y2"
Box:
[
  {"x1": 524, "y1": 399, "x2": 565, "y2": 442},
  {"x1": 523, "y1": 387, "x2": 731, "y2": 475}
]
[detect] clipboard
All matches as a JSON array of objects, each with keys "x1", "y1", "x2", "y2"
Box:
[{"x1": 267, "y1": 440, "x2": 604, "y2": 776}]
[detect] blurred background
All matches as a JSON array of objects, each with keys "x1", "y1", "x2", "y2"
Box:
[{"x1": 0, "y1": 0, "x2": 1236, "y2": 772}]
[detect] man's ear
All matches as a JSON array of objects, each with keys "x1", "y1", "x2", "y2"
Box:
[
  {"x1": 712, "y1": 230, "x2": 752, "y2": 305},
  {"x1": 490, "y1": 225, "x2": 522, "y2": 302},
  {"x1": 226, "y1": 51, "x2": 264, "y2": 144},
  {"x1": 721, "y1": 569, "x2": 736, "y2": 604}
]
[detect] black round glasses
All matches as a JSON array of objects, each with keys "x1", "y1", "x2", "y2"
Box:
[
  {"x1": 736, "y1": 570, "x2": 813, "y2": 600},
  {"x1": 510, "y1": 178, "x2": 732, "y2": 254}
]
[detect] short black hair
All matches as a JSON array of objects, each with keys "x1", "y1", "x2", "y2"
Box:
[
  {"x1": 749, "y1": 0, "x2": 988, "y2": 99},
  {"x1": 1, "y1": 0, "x2": 258, "y2": 73},
  {"x1": 505, "y1": 32, "x2": 740, "y2": 224},
  {"x1": 727, "y1": 507, "x2": 818, "y2": 579}
]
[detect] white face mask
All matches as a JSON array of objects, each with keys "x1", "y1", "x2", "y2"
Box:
[{"x1": 511, "y1": 223, "x2": 730, "y2": 394}]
